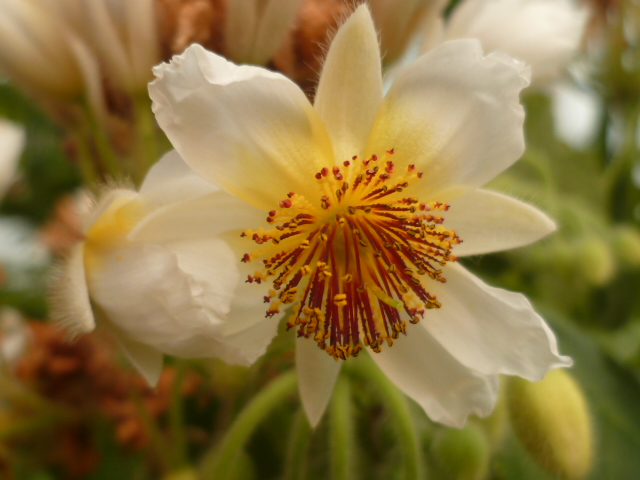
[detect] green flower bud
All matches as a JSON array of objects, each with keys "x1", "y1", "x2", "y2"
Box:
[
  {"x1": 508, "y1": 370, "x2": 593, "y2": 479},
  {"x1": 613, "y1": 225, "x2": 640, "y2": 268},
  {"x1": 576, "y1": 239, "x2": 615, "y2": 286},
  {"x1": 430, "y1": 423, "x2": 490, "y2": 480}
]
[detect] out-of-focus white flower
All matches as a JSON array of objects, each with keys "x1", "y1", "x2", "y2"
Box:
[
  {"x1": 150, "y1": 6, "x2": 571, "y2": 428},
  {"x1": 225, "y1": 0, "x2": 304, "y2": 65},
  {"x1": 0, "y1": 120, "x2": 24, "y2": 201},
  {"x1": 440, "y1": 0, "x2": 589, "y2": 84},
  {"x1": 51, "y1": 151, "x2": 280, "y2": 386},
  {"x1": 0, "y1": 0, "x2": 98, "y2": 99},
  {"x1": 0, "y1": 0, "x2": 159, "y2": 104}
]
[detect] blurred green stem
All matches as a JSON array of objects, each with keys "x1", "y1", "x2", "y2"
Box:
[
  {"x1": 330, "y1": 377, "x2": 356, "y2": 480},
  {"x1": 353, "y1": 356, "x2": 425, "y2": 480},
  {"x1": 199, "y1": 371, "x2": 298, "y2": 479},
  {"x1": 283, "y1": 410, "x2": 312, "y2": 480}
]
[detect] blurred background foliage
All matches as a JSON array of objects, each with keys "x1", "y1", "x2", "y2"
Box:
[{"x1": 1, "y1": 0, "x2": 640, "y2": 479}]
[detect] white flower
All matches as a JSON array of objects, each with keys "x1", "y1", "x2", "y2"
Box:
[
  {"x1": 149, "y1": 5, "x2": 571, "y2": 427},
  {"x1": 439, "y1": 0, "x2": 589, "y2": 84},
  {"x1": 51, "y1": 151, "x2": 280, "y2": 386},
  {"x1": 0, "y1": 120, "x2": 24, "y2": 201}
]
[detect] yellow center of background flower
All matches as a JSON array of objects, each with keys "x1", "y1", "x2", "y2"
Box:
[{"x1": 242, "y1": 150, "x2": 461, "y2": 360}]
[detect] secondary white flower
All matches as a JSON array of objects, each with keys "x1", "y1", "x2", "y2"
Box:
[
  {"x1": 440, "y1": 0, "x2": 589, "y2": 83},
  {"x1": 51, "y1": 151, "x2": 280, "y2": 386},
  {"x1": 0, "y1": 120, "x2": 24, "y2": 201},
  {"x1": 150, "y1": 5, "x2": 571, "y2": 427}
]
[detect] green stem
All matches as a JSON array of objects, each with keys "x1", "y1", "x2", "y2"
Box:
[
  {"x1": 199, "y1": 371, "x2": 298, "y2": 479},
  {"x1": 132, "y1": 94, "x2": 161, "y2": 186},
  {"x1": 132, "y1": 391, "x2": 173, "y2": 473},
  {"x1": 330, "y1": 377, "x2": 355, "y2": 480},
  {"x1": 282, "y1": 410, "x2": 312, "y2": 480},
  {"x1": 169, "y1": 361, "x2": 188, "y2": 469},
  {"x1": 352, "y1": 356, "x2": 425, "y2": 480}
]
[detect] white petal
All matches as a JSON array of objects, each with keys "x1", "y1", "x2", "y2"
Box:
[
  {"x1": 0, "y1": 120, "x2": 24, "y2": 199},
  {"x1": 296, "y1": 337, "x2": 342, "y2": 427},
  {"x1": 314, "y1": 5, "x2": 383, "y2": 161},
  {"x1": 150, "y1": 44, "x2": 334, "y2": 210},
  {"x1": 425, "y1": 263, "x2": 572, "y2": 380},
  {"x1": 112, "y1": 330, "x2": 164, "y2": 386},
  {"x1": 221, "y1": 265, "x2": 281, "y2": 364},
  {"x1": 139, "y1": 150, "x2": 216, "y2": 208},
  {"x1": 87, "y1": 242, "x2": 242, "y2": 360},
  {"x1": 445, "y1": 0, "x2": 588, "y2": 83},
  {"x1": 370, "y1": 326, "x2": 499, "y2": 427},
  {"x1": 443, "y1": 189, "x2": 556, "y2": 256},
  {"x1": 49, "y1": 244, "x2": 96, "y2": 336},
  {"x1": 366, "y1": 39, "x2": 530, "y2": 200},
  {"x1": 130, "y1": 190, "x2": 265, "y2": 244}
]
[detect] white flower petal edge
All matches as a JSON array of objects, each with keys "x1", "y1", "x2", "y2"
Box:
[
  {"x1": 0, "y1": 120, "x2": 25, "y2": 200},
  {"x1": 50, "y1": 244, "x2": 96, "y2": 336},
  {"x1": 314, "y1": 5, "x2": 383, "y2": 161},
  {"x1": 445, "y1": 0, "x2": 588, "y2": 83},
  {"x1": 296, "y1": 337, "x2": 342, "y2": 427},
  {"x1": 443, "y1": 189, "x2": 556, "y2": 256},
  {"x1": 138, "y1": 149, "x2": 216, "y2": 207},
  {"x1": 366, "y1": 40, "x2": 530, "y2": 201},
  {"x1": 149, "y1": 44, "x2": 335, "y2": 211},
  {"x1": 426, "y1": 263, "x2": 572, "y2": 380},
  {"x1": 370, "y1": 323, "x2": 500, "y2": 427}
]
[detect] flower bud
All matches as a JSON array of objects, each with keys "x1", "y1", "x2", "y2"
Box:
[
  {"x1": 507, "y1": 370, "x2": 593, "y2": 479},
  {"x1": 613, "y1": 225, "x2": 640, "y2": 268},
  {"x1": 430, "y1": 423, "x2": 490, "y2": 480},
  {"x1": 576, "y1": 238, "x2": 615, "y2": 286}
]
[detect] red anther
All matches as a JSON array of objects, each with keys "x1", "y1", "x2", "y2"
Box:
[
  {"x1": 335, "y1": 173, "x2": 344, "y2": 181},
  {"x1": 267, "y1": 216, "x2": 274, "y2": 223},
  {"x1": 315, "y1": 172, "x2": 322, "y2": 179},
  {"x1": 263, "y1": 296, "x2": 271, "y2": 303},
  {"x1": 371, "y1": 154, "x2": 378, "y2": 161},
  {"x1": 276, "y1": 225, "x2": 285, "y2": 231},
  {"x1": 241, "y1": 253, "x2": 251, "y2": 263},
  {"x1": 417, "y1": 172, "x2": 423, "y2": 178},
  {"x1": 321, "y1": 167, "x2": 329, "y2": 177},
  {"x1": 333, "y1": 166, "x2": 341, "y2": 175},
  {"x1": 279, "y1": 199, "x2": 293, "y2": 208},
  {"x1": 240, "y1": 232, "x2": 247, "y2": 237},
  {"x1": 408, "y1": 164, "x2": 415, "y2": 171},
  {"x1": 252, "y1": 233, "x2": 259, "y2": 240},
  {"x1": 343, "y1": 160, "x2": 351, "y2": 167},
  {"x1": 386, "y1": 148, "x2": 395, "y2": 154},
  {"x1": 246, "y1": 275, "x2": 254, "y2": 283},
  {"x1": 288, "y1": 192, "x2": 296, "y2": 198},
  {"x1": 269, "y1": 210, "x2": 277, "y2": 217},
  {"x1": 352, "y1": 155, "x2": 358, "y2": 160}
]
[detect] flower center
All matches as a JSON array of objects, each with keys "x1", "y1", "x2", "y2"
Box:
[{"x1": 241, "y1": 149, "x2": 461, "y2": 360}]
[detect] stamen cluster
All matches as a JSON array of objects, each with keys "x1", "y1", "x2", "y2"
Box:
[{"x1": 241, "y1": 150, "x2": 461, "y2": 360}]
